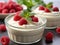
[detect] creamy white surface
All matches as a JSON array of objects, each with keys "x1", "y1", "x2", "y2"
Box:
[
  {"x1": 33, "y1": 7, "x2": 60, "y2": 15},
  {"x1": 7, "y1": 16, "x2": 43, "y2": 29}
]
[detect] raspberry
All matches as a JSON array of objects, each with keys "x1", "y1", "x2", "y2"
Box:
[
  {"x1": 39, "y1": 6, "x2": 45, "y2": 10},
  {"x1": 16, "y1": 6, "x2": 23, "y2": 11},
  {"x1": 8, "y1": 0, "x2": 16, "y2": 4},
  {"x1": 14, "y1": 14, "x2": 22, "y2": 21},
  {"x1": 9, "y1": 9, "x2": 15, "y2": 13},
  {"x1": 0, "y1": 7, "x2": 2, "y2": 13},
  {"x1": 0, "y1": 2, "x2": 4, "y2": 7},
  {"x1": 53, "y1": 7, "x2": 59, "y2": 12},
  {"x1": 1, "y1": 36, "x2": 10, "y2": 45},
  {"x1": 2, "y1": 9, "x2": 8, "y2": 13},
  {"x1": 45, "y1": 8, "x2": 51, "y2": 12},
  {"x1": 18, "y1": 18, "x2": 28, "y2": 25},
  {"x1": 32, "y1": 17, "x2": 38, "y2": 22},
  {"x1": 45, "y1": 32, "x2": 54, "y2": 43},
  {"x1": 30, "y1": 15, "x2": 34, "y2": 18},
  {"x1": 15, "y1": 4, "x2": 20, "y2": 7},
  {"x1": 3, "y1": 4, "x2": 9, "y2": 9},
  {"x1": 8, "y1": 3, "x2": 15, "y2": 9},
  {"x1": 0, "y1": 24, "x2": 6, "y2": 32},
  {"x1": 56, "y1": 27, "x2": 60, "y2": 34}
]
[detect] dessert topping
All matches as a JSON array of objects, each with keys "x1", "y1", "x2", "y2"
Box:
[{"x1": 45, "y1": 32, "x2": 54, "y2": 43}]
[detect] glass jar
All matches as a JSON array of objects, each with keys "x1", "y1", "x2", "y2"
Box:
[{"x1": 5, "y1": 14, "x2": 47, "y2": 44}]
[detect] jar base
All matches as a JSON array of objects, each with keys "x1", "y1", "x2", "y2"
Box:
[
  {"x1": 45, "y1": 27, "x2": 56, "y2": 29},
  {"x1": 10, "y1": 38, "x2": 41, "y2": 44}
]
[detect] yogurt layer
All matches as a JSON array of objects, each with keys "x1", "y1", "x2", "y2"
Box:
[
  {"x1": 7, "y1": 15, "x2": 44, "y2": 30},
  {"x1": 32, "y1": 7, "x2": 60, "y2": 15}
]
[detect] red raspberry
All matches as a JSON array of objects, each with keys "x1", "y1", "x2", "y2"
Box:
[
  {"x1": 18, "y1": 18, "x2": 28, "y2": 25},
  {"x1": 53, "y1": 7, "x2": 59, "y2": 12},
  {"x1": 1, "y1": 36, "x2": 10, "y2": 45},
  {"x1": 45, "y1": 8, "x2": 51, "y2": 12},
  {"x1": 3, "y1": 4, "x2": 9, "y2": 9},
  {"x1": 32, "y1": 17, "x2": 38, "y2": 22},
  {"x1": 45, "y1": 32, "x2": 54, "y2": 43},
  {"x1": 8, "y1": 3, "x2": 15, "y2": 9},
  {"x1": 15, "y1": 4, "x2": 20, "y2": 7},
  {"x1": 14, "y1": 14, "x2": 22, "y2": 21},
  {"x1": 30, "y1": 15, "x2": 34, "y2": 18},
  {"x1": 0, "y1": 24, "x2": 6, "y2": 32},
  {"x1": 16, "y1": 6, "x2": 23, "y2": 11},
  {"x1": 0, "y1": 7, "x2": 2, "y2": 13},
  {"x1": 39, "y1": 6, "x2": 45, "y2": 10},
  {"x1": 0, "y1": 2, "x2": 4, "y2": 7},
  {"x1": 56, "y1": 27, "x2": 60, "y2": 34},
  {"x1": 8, "y1": 0, "x2": 16, "y2": 4},
  {"x1": 2, "y1": 9, "x2": 8, "y2": 13},
  {"x1": 9, "y1": 9, "x2": 15, "y2": 13}
]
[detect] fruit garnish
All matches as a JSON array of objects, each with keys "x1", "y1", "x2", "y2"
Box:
[
  {"x1": 32, "y1": 16, "x2": 38, "y2": 22},
  {"x1": 53, "y1": 7, "x2": 59, "y2": 12},
  {"x1": 0, "y1": 7, "x2": 2, "y2": 13},
  {"x1": 46, "y1": 2, "x2": 53, "y2": 9},
  {"x1": 1, "y1": 36, "x2": 10, "y2": 45},
  {"x1": 30, "y1": 15, "x2": 34, "y2": 18},
  {"x1": 0, "y1": 2, "x2": 4, "y2": 7},
  {"x1": 9, "y1": 9, "x2": 15, "y2": 13},
  {"x1": 8, "y1": 0, "x2": 16, "y2": 4},
  {"x1": 16, "y1": 6, "x2": 23, "y2": 11},
  {"x1": 14, "y1": 14, "x2": 22, "y2": 21},
  {"x1": 14, "y1": 10, "x2": 38, "y2": 25},
  {"x1": 39, "y1": 6, "x2": 45, "y2": 10},
  {"x1": 45, "y1": 8, "x2": 51, "y2": 12},
  {"x1": 8, "y1": 3, "x2": 15, "y2": 9},
  {"x1": 18, "y1": 18, "x2": 28, "y2": 25},
  {"x1": 2, "y1": 4, "x2": 8, "y2": 9},
  {"x1": 2, "y1": 9, "x2": 8, "y2": 13},
  {"x1": 0, "y1": 24, "x2": 6, "y2": 32},
  {"x1": 56, "y1": 27, "x2": 60, "y2": 34},
  {"x1": 45, "y1": 32, "x2": 54, "y2": 43},
  {"x1": 0, "y1": 1, "x2": 23, "y2": 14}
]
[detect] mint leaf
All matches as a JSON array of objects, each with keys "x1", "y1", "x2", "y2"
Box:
[
  {"x1": 27, "y1": 17, "x2": 32, "y2": 21},
  {"x1": 17, "y1": 0, "x2": 23, "y2": 4},
  {"x1": 39, "y1": 1, "x2": 46, "y2": 6},
  {"x1": 17, "y1": 0, "x2": 46, "y2": 11},
  {"x1": 35, "y1": 0, "x2": 40, "y2": 2},
  {"x1": 46, "y1": 2, "x2": 53, "y2": 9}
]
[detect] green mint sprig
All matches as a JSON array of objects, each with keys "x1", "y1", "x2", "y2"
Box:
[
  {"x1": 20, "y1": 10, "x2": 35, "y2": 21},
  {"x1": 46, "y1": 2, "x2": 53, "y2": 9},
  {"x1": 17, "y1": 0, "x2": 45, "y2": 11}
]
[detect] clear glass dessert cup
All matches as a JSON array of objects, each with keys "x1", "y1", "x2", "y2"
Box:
[
  {"x1": 37, "y1": 14, "x2": 60, "y2": 29},
  {"x1": 5, "y1": 14, "x2": 47, "y2": 44},
  {"x1": 32, "y1": 5, "x2": 60, "y2": 29}
]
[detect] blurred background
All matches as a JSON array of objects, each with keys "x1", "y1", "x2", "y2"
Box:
[{"x1": 0, "y1": 0, "x2": 60, "y2": 8}]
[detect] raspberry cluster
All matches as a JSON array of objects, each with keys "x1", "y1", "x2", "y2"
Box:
[
  {"x1": 0, "y1": 1, "x2": 23, "y2": 14},
  {"x1": 14, "y1": 13, "x2": 38, "y2": 25},
  {"x1": 39, "y1": 5, "x2": 59, "y2": 12}
]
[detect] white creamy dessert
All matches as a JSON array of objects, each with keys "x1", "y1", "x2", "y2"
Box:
[
  {"x1": 32, "y1": 5, "x2": 60, "y2": 28},
  {"x1": 5, "y1": 13, "x2": 46, "y2": 44}
]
